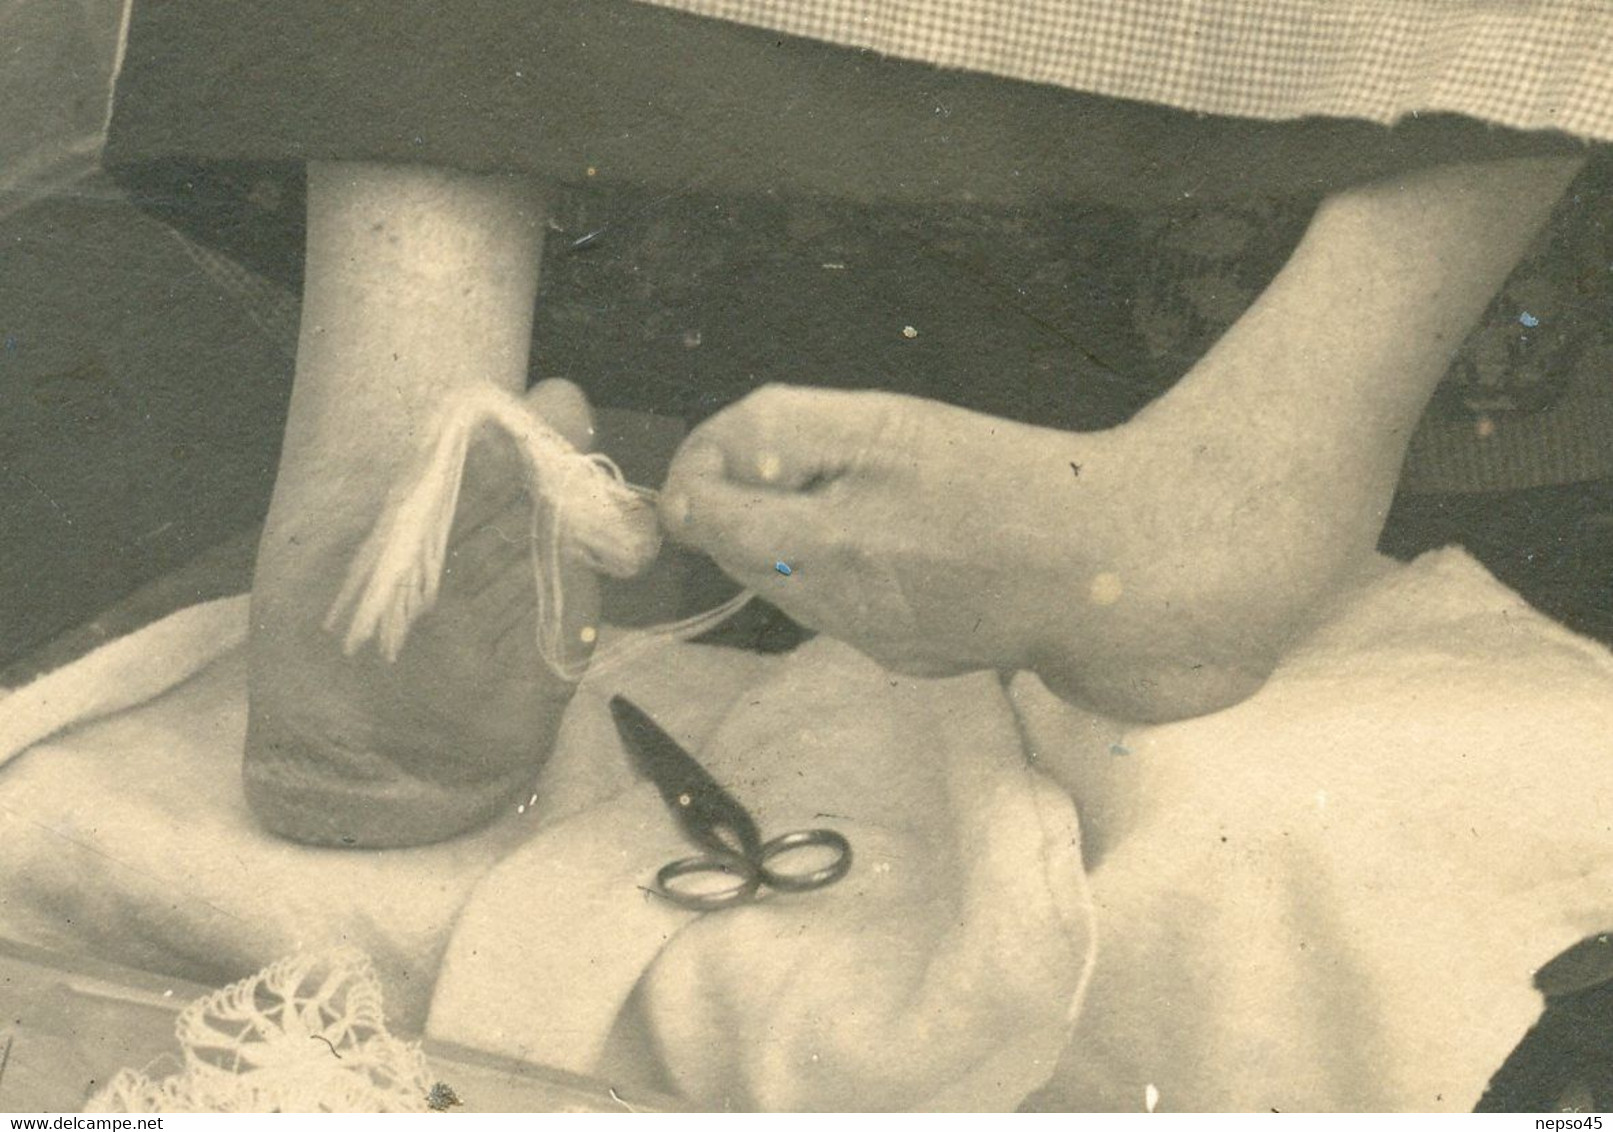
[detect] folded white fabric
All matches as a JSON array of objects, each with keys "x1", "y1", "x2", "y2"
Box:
[
  {"x1": 6, "y1": 546, "x2": 1609, "y2": 1112},
  {"x1": 0, "y1": 596, "x2": 1094, "y2": 1111},
  {"x1": 0, "y1": 597, "x2": 524, "y2": 1027},
  {"x1": 428, "y1": 637, "x2": 1094, "y2": 1111},
  {"x1": 1015, "y1": 548, "x2": 1613, "y2": 1112}
]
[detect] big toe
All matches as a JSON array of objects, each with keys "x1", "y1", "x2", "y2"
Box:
[{"x1": 527, "y1": 378, "x2": 595, "y2": 453}]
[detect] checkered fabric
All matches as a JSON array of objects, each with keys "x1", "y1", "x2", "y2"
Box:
[{"x1": 635, "y1": 0, "x2": 1613, "y2": 142}]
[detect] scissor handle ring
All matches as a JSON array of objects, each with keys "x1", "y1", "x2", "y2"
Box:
[
  {"x1": 655, "y1": 853, "x2": 760, "y2": 911},
  {"x1": 756, "y1": 828, "x2": 853, "y2": 893}
]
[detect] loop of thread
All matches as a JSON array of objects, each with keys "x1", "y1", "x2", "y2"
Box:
[{"x1": 325, "y1": 384, "x2": 752, "y2": 680}]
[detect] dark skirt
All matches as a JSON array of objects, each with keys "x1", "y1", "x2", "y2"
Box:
[
  {"x1": 106, "y1": 0, "x2": 1587, "y2": 230},
  {"x1": 102, "y1": 1, "x2": 1609, "y2": 455}
]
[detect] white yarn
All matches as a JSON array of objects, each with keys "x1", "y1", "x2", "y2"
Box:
[{"x1": 325, "y1": 385, "x2": 752, "y2": 681}]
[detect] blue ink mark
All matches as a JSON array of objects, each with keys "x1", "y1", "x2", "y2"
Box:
[
  {"x1": 774, "y1": 561, "x2": 793, "y2": 576},
  {"x1": 1109, "y1": 743, "x2": 1131, "y2": 757},
  {"x1": 1518, "y1": 311, "x2": 1540, "y2": 328}
]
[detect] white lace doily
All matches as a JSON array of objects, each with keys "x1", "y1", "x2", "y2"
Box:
[{"x1": 87, "y1": 949, "x2": 443, "y2": 1114}]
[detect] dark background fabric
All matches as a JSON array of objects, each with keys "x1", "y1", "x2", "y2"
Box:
[{"x1": 102, "y1": 0, "x2": 1599, "y2": 431}]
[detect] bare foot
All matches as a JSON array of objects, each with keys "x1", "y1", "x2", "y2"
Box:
[
  {"x1": 244, "y1": 380, "x2": 599, "y2": 847},
  {"x1": 660, "y1": 384, "x2": 1357, "y2": 725}
]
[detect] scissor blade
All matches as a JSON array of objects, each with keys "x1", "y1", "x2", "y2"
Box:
[{"x1": 608, "y1": 696, "x2": 763, "y2": 860}]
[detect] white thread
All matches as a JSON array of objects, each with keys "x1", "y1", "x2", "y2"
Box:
[{"x1": 325, "y1": 385, "x2": 753, "y2": 680}]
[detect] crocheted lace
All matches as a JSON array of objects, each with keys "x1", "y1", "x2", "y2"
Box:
[{"x1": 86, "y1": 949, "x2": 439, "y2": 1114}]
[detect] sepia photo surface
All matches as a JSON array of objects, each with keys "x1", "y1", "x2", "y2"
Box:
[{"x1": 2, "y1": 0, "x2": 1612, "y2": 1114}]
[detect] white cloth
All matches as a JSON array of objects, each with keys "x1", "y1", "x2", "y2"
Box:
[
  {"x1": 0, "y1": 598, "x2": 520, "y2": 1028},
  {"x1": 428, "y1": 639, "x2": 1093, "y2": 1110},
  {"x1": 3, "y1": 548, "x2": 1612, "y2": 1110},
  {"x1": 1016, "y1": 549, "x2": 1613, "y2": 1111},
  {"x1": 0, "y1": 597, "x2": 1092, "y2": 1110}
]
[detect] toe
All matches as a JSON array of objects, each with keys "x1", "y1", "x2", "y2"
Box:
[{"x1": 527, "y1": 378, "x2": 596, "y2": 453}]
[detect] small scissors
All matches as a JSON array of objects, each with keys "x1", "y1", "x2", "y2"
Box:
[{"x1": 609, "y1": 696, "x2": 853, "y2": 911}]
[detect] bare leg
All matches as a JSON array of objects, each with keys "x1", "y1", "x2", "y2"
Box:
[
  {"x1": 663, "y1": 155, "x2": 1587, "y2": 723},
  {"x1": 246, "y1": 161, "x2": 596, "y2": 847}
]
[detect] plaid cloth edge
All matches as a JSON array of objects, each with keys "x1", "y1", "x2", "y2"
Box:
[{"x1": 633, "y1": 0, "x2": 1613, "y2": 142}]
